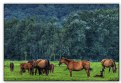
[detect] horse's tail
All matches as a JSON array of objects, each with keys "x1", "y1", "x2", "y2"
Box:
[
  {"x1": 46, "y1": 60, "x2": 50, "y2": 70},
  {"x1": 112, "y1": 59, "x2": 116, "y2": 68},
  {"x1": 82, "y1": 60, "x2": 93, "y2": 71}
]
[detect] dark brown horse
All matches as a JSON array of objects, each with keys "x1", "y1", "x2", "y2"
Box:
[
  {"x1": 28, "y1": 60, "x2": 36, "y2": 65},
  {"x1": 101, "y1": 59, "x2": 117, "y2": 73},
  {"x1": 41, "y1": 64, "x2": 54, "y2": 74},
  {"x1": 49, "y1": 64, "x2": 54, "y2": 73},
  {"x1": 59, "y1": 57, "x2": 91, "y2": 77},
  {"x1": 34, "y1": 59, "x2": 50, "y2": 76},
  {"x1": 20, "y1": 62, "x2": 34, "y2": 75},
  {"x1": 10, "y1": 62, "x2": 14, "y2": 72}
]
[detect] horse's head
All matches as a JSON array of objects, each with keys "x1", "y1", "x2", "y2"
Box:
[
  {"x1": 58, "y1": 57, "x2": 65, "y2": 66},
  {"x1": 32, "y1": 60, "x2": 37, "y2": 67}
]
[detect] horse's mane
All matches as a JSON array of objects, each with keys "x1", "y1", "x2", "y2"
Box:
[{"x1": 64, "y1": 58, "x2": 74, "y2": 62}]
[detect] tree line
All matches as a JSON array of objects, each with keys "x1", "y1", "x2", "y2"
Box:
[{"x1": 4, "y1": 8, "x2": 119, "y2": 61}]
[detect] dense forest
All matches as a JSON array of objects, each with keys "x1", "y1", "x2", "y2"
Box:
[{"x1": 4, "y1": 4, "x2": 119, "y2": 61}]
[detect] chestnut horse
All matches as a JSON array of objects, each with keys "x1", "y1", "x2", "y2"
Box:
[
  {"x1": 101, "y1": 59, "x2": 117, "y2": 73},
  {"x1": 59, "y1": 57, "x2": 91, "y2": 77},
  {"x1": 20, "y1": 62, "x2": 34, "y2": 75},
  {"x1": 28, "y1": 60, "x2": 36, "y2": 64},
  {"x1": 10, "y1": 62, "x2": 14, "y2": 72},
  {"x1": 34, "y1": 59, "x2": 50, "y2": 76},
  {"x1": 49, "y1": 64, "x2": 54, "y2": 73}
]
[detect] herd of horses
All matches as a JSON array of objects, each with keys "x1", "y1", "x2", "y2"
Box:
[
  {"x1": 20, "y1": 59, "x2": 54, "y2": 76},
  {"x1": 9, "y1": 57, "x2": 117, "y2": 78}
]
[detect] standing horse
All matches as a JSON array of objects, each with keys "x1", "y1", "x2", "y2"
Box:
[
  {"x1": 41, "y1": 64, "x2": 54, "y2": 74},
  {"x1": 34, "y1": 59, "x2": 50, "y2": 76},
  {"x1": 49, "y1": 64, "x2": 54, "y2": 73},
  {"x1": 20, "y1": 62, "x2": 34, "y2": 75},
  {"x1": 59, "y1": 57, "x2": 91, "y2": 77},
  {"x1": 101, "y1": 59, "x2": 117, "y2": 73},
  {"x1": 10, "y1": 62, "x2": 14, "y2": 72},
  {"x1": 28, "y1": 60, "x2": 36, "y2": 65}
]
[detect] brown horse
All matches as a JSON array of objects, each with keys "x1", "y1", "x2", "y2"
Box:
[
  {"x1": 20, "y1": 62, "x2": 34, "y2": 75},
  {"x1": 59, "y1": 57, "x2": 91, "y2": 77},
  {"x1": 28, "y1": 60, "x2": 35, "y2": 64},
  {"x1": 28, "y1": 60, "x2": 36, "y2": 68},
  {"x1": 41, "y1": 64, "x2": 54, "y2": 74},
  {"x1": 101, "y1": 59, "x2": 117, "y2": 73},
  {"x1": 49, "y1": 64, "x2": 54, "y2": 73},
  {"x1": 34, "y1": 59, "x2": 50, "y2": 76},
  {"x1": 10, "y1": 62, "x2": 14, "y2": 72}
]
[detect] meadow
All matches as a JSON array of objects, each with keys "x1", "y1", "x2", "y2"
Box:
[{"x1": 4, "y1": 60, "x2": 119, "y2": 81}]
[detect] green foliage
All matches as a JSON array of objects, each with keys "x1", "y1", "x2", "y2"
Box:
[{"x1": 4, "y1": 8, "x2": 119, "y2": 61}]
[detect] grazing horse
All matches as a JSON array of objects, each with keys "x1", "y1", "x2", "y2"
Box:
[
  {"x1": 41, "y1": 64, "x2": 54, "y2": 74},
  {"x1": 59, "y1": 57, "x2": 91, "y2": 77},
  {"x1": 34, "y1": 59, "x2": 50, "y2": 76},
  {"x1": 28, "y1": 60, "x2": 36, "y2": 65},
  {"x1": 101, "y1": 59, "x2": 117, "y2": 73},
  {"x1": 20, "y1": 63, "x2": 34, "y2": 75},
  {"x1": 10, "y1": 62, "x2": 14, "y2": 72},
  {"x1": 49, "y1": 64, "x2": 54, "y2": 73}
]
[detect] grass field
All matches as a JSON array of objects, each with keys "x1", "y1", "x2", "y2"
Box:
[{"x1": 4, "y1": 60, "x2": 119, "y2": 81}]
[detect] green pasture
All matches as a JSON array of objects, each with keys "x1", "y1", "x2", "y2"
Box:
[{"x1": 4, "y1": 60, "x2": 119, "y2": 81}]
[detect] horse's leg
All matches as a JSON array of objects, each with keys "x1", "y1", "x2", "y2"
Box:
[
  {"x1": 30, "y1": 68, "x2": 33, "y2": 75},
  {"x1": 32, "y1": 68, "x2": 34, "y2": 75},
  {"x1": 102, "y1": 66, "x2": 105, "y2": 71},
  {"x1": 38, "y1": 68, "x2": 40, "y2": 75},
  {"x1": 35, "y1": 68, "x2": 37, "y2": 75},
  {"x1": 29, "y1": 68, "x2": 31, "y2": 75},
  {"x1": 112, "y1": 67, "x2": 115, "y2": 73},
  {"x1": 69, "y1": 70, "x2": 72, "y2": 77},
  {"x1": 45, "y1": 68, "x2": 48, "y2": 76},
  {"x1": 85, "y1": 69, "x2": 90, "y2": 77},
  {"x1": 38, "y1": 68, "x2": 41, "y2": 75},
  {"x1": 109, "y1": 67, "x2": 111, "y2": 72}
]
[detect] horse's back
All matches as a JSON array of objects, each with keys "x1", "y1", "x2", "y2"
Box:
[
  {"x1": 36, "y1": 59, "x2": 48, "y2": 68},
  {"x1": 101, "y1": 59, "x2": 114, "y2": 67},
  {"x1": 68, "y1": 61, "x2": 83, "y2": 70}
]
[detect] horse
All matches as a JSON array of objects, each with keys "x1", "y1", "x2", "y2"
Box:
[
  {"x1": 34, "y1": 59, "x2": 50, "y2": 76},
  {"x1": 10, "y1": 62, "x2": 14, "y2": 72},
  {"x1": 40, "y1": 64, "x2": 54, "y2": 74},
  {"x1": 101, "y1": 59, "x2": 117, "y2": 73},
  {"x1": 28, "y1": 60, "x2": 36, "y2": 68},
  {"x1": 49, "y1": 64, "x2": 54, "y2": 73},
  {"x1": 59, "y1": 57, "x2": 91, "y2": 77},
  {"x1": 20, "y1": 62, "x2": 34, "y2": 75}
]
